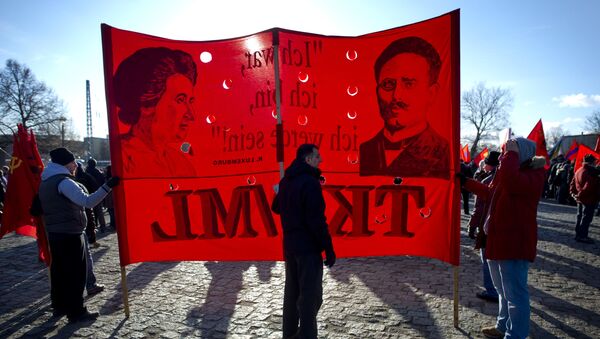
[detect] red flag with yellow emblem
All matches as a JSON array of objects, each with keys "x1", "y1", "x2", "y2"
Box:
[{"x1": 0, "y1": 124, "x2": 49, "y2": 265}]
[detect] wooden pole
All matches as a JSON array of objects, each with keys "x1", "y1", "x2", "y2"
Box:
[
  {"x1": 453, "y1": 264, "x2": 459, "y2": 328},
  {"x1": 273, "y1": 29, "x2": 284, "y2": 179},
  {"x1": 121, "y1": 266, "x2": 130, "y2": 317}
]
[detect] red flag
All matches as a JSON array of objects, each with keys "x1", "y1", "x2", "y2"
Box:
[
  {"x1": 473, "y1": 147, "x2": 489, "y2": 165},
  {"x1": 574, "y1": 144, "x2": 600, "y2": 173},
  {"x1": 594, "y1": 135, "x2": 600, "y2": 154},
  {"x1": 460, "y1": 144, "x2": 470, "y2": 163},
  {"x1": 526, "y1": 119, "x2": 549, "y2": 169},
  {"x1": 565, "y1": 140, "x2": 579, "y2": 161},
  {"x1": 0, "y1": 125, "x2": 50, "y2": 265}
]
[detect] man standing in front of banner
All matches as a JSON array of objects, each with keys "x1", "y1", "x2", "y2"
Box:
[
  {"x1": 272, "y1": 144, "x2": 336, "y2": 339},
  {"x1": 39, "y1": 147, "x2": 120, "y2": 323}
]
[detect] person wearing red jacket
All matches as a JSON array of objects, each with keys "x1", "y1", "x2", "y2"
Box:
[
  {"x1": 569, "y1": 154, "x2": 600, "y2": 244},
  {"x1": 459, "y1": 138, "x2": 546, "y2": 339}
]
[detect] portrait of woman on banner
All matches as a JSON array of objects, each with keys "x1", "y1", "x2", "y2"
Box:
[{"x1": 113, "y1": 47, "x2": 198, "y2": 177}]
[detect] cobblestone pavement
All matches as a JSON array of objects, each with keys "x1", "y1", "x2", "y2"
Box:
[{"x1": 1, "y1": 199, "x2": 599, "y2": 338}]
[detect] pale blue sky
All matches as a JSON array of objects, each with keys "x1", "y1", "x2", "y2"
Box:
[{"x1": 1, "y1": 0, "x2": 599, "y2": 142}]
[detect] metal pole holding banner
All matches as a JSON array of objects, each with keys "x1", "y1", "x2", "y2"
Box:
[
  {"x1": 272, "y1": 29, "x2": 284, "y2": 179},
  {"x1": 121, "y1": 266, "x2": 130, "y2": 317}
]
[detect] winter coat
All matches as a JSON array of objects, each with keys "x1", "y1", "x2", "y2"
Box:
[
  {"x1": 86, "y1": 166, "x2": 106, "y2": 187},
  {"x1": 271, "y1": 159, "x2": 334, "y2": 256},
  {"x1": 39, "y1": 162, "x2": 111, "y2": 234},
  {"x1": 464, "y1": 152, "x2": 546, "y2": 262},
  {"x1": 569, "y1": 164, "x2": 600, "y2": 205},
  {"x1": 467, "y1": 170, "x2": 495, "y2": 249}
]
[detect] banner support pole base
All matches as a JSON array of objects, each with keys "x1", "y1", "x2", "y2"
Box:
[
  {"x1": 453, "y1": 264, "x2": 459, "y2": 328},
  {"x1": 121, "y1": 266, "x2": 130, "y2": 318}
]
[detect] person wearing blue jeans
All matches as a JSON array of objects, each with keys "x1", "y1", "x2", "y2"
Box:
[
  {"x1": 487, "y1": 260, "x2": 530, "y2": 338},
  {"x1": 84, "y1": 234, "x2": 104, "y2": 297},
  {"x1": 481, "y1": 249, "x2": 498, "y2": 300},
  {"x1": 570, "y1": 154, "x2": 600, "y2": 244},
  {"x1": 460, "y1": 138, "x2": 546, "y2": 339},
  {"x1": 467, "y1": 151, "x2": 500, "y2": 302},
  {"x1": 575, "y1": 203, "x2": 597, "y2": 241}
]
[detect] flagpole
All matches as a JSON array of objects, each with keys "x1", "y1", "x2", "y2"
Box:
[
  {"x1": 121, "y1": 266, "x2": 130, "y2": 317},
  {"x1": 0, "y1": 146, "x2": 10, "y2": 157},
  {"x1": 453, "y1": 265, "x2": 459, "y2": 327},
  {"x1": 273, "y1": 29, "x2": 284, "y2": 179}
]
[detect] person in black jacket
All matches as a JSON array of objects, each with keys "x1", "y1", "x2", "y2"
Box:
[
  {"x1": 75, "y1": 163, "x2": 105, "y2": 297},
  {"x1": 271, "y1": 144, "x2": 336, "y2": 339},
  {"x1": 86, "y1": 158, "x2": 108, "y2": 232}
]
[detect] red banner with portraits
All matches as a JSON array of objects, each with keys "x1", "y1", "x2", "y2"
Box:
[{"x1": 102, "y1": 10, "x2": 461, "y2": 266}]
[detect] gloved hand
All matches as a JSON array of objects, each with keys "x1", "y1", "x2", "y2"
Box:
[
  {"x1": 106, "y1": 176, "x2": 120, "y2": 188},
  {"x1": 324, "y1": 249, "x2": 336, "y2": 268},
  {"x1": 455, "y1": 172, "x2": 466, "y2": 186}
]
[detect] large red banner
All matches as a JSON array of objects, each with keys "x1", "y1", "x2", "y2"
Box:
[{"x1": 102, "y1": 10, "x2": 461, "y2": 266}]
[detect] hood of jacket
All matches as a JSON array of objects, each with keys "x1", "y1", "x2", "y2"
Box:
[
  {"x1": 41, "y1": 162, "x2": 71, "y2": 181},
  {"x1": 284, "y1": 158, "x2": 321, "y2": 180},
  {"x1": 526, "y1": 156, "x2": 547, "y2": 170},
  {"x1": 515, "y1": 137, "x2": 536, "y2": 164}
]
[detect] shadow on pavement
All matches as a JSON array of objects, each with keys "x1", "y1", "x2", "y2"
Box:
[
  {"x1": 536, "y1": 217, "x2": 600, "y2": 256},
  {"x1": 183, "y1": 261, "x2": 276, "y2": 338},
  {"x1": 98, "y1": 261, "x2": 179, "y2": 315},
  {"x1": 0, "y1": 238, "x2": 50, "y2": 316},
  {"x1": 535, "y1": 248, "x2": 600, "y2": 290},
  {"x1": 329, "y1": 256, "x2": 446, "y2": 338},
  {"x1": 530, "y1": 285, "x2": 599, "y2": 339}
]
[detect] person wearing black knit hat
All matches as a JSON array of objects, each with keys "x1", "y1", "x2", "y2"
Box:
[
  {"x1": 50, "y1": 147, "x2": 75, "y2": 165},
  {"x1": 39, "y1": 147, "x2": 120, "y2": 323}
]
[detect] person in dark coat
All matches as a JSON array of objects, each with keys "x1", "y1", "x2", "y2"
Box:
[
  {"x1": 460, "y1": 138, "x2": 546, "y2": 339},
  {"x1": 86, "y1": 158, "x2": 108, "y2": 232},
  {"x1": 569, "y1": 154, "x2": 600, "y2": 243},
  {"x1": 460, "y1": 159, "x2": 474, "y2": 214},
  {"x1": 74, "y1": 163, "x2": 105, "y2": 297},
  {"x1": 271, "y1": 144, "x2": 336, "y2": 339},
  {"x1": 75, "y1": 163, "x2": 99, "y2": 245},
  {"x1": 467, "y1": 151, "x2": 501, "y2": 302},
  {"x1": 555, "y1": 160, "x2": 572, "y2": 204},
  {"x1": 104, "y1": 165, "x2": 117, "y2": 231}
]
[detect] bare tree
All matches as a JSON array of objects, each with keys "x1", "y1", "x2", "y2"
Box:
[
  {"x1": 0, "y1": 59, "x2": 66, "y2": 135},
  {"x1": 546, "y1": 126, "x2": 566, "y2": 149},
  {"x1": 585, "y1": 110, "x2": 600, "y2": 133},
  {"x1": 461, "y1": 82, "x2": 513, "y2": 157}
]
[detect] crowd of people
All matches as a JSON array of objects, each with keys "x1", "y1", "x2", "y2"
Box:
[
  {"x1": 1, "y1": 148, "x2": 119, "y2": 323},
  {"x1": 1, "y1": 137, "x2": 598, "y2": 336}
]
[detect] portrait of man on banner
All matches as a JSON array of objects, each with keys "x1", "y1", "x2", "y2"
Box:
[
  {"x1": 359, "y1": 36, "x2": 450, "y2": 178},
  {"x1": 113, "y1": 47, "x2": 198, "y2": 177}
]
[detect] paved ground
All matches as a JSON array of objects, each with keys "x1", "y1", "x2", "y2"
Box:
[{"x1": 1, "y1": 198, "x2": 599, "y2": 338}]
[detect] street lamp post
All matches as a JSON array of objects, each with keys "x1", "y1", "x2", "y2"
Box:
[{"x1": 58, "y1": 117, "x2": 67, "y2": 147}]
